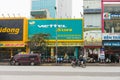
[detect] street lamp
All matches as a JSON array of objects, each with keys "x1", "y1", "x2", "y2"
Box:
[
  {"x1": 55, "y1": 26, "x2": 58, "y2": 64},
  {"x1": 54, "y1": 6, "x2": 58, "y2": 64}
]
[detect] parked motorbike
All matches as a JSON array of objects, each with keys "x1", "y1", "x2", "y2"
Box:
[{"x1": 71, "y1": 59, "x2": 86, "y2": 68}]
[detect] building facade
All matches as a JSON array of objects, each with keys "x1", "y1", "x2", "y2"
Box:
[
  {"x1": 0, "y1": 18, "x2": 28, "y2": 61},
  {"x1": 83, "y1": 0, "x2": 102, "y2": 63},
  {"x1": 102, "y1": 0, "x2": 120, "y2": 63},
  {"x1": 57, "y1": 0, "x2": 83, "y2": 18},
  {"x1": 30, "y1": 0, "x2": 84, "y2": 61},
  {"x1": 84, "y1": 0, "x2": 101, "y2": 28},
  {"x1": 31, "y1": 0, "x2": 83, "y2": 18},
  {"x1": 31, "y1": 0, "x2": 56, "y2": 18}
]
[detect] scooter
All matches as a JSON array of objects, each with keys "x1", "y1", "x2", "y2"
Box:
[
  {"x1": 71, "y1": 59, "x2": 86, "y2": 68},
  {"x1": 71, "y1": 59, "x2": 80, "y2": 67}
]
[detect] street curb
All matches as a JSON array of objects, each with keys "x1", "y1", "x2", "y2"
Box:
[
  {"x1": 0, "y1": 62, "x2": 120, "y2": 66},
  {"x1": 40, "y1": 63, "x2": 120, "y2": 66}
]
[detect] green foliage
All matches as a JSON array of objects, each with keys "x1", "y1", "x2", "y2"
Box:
[{"x1": 29, "y1": 33, "x2": 50, "y2": 53}]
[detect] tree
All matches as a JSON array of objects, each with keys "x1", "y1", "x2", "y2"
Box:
[{"x1": 28, "y1": 33, "x2": 50, "y2": 53}]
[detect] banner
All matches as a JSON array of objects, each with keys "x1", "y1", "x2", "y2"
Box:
[
  {"x1": 84, "y1": 30, "x2": 102, "y2": 46},
  {"x1": 28, "y1": 19, "x2": 83, "y2": 40}
]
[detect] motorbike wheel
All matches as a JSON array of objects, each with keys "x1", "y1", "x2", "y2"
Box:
[
  {"x1": 81, "y1": 62, "x2": 86, "y2": 68},
  {"x1": 71, "y1": 62, "x2": 76, "y2": 68}
]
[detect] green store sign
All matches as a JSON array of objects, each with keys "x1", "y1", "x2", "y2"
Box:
[{"x1": 28, "y1": 19, "x2": 83, "y2": 40}]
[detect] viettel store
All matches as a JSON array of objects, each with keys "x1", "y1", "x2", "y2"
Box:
[
  {"x1": 28, "y1": 19, "x2": 84, "y2": 61},
  {"x1": 0, "y1": 18, "x2": 28, "y2": 62}
]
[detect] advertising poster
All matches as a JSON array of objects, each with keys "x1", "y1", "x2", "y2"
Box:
[{"x1": 84, "y1": 30, "x2": 102, "y2": 46}]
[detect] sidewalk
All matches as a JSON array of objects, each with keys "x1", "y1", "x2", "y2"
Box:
[
  {"x1": 0, "y1": 62, "x2": 120, "y2": 66},
  {"x1": 40, "y1": 63, "x2": 120, "y2": 66}
]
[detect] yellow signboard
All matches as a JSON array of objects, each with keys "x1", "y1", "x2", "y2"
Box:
[
  {"x1": 0, "y1": 18, "x2": 28, "y2": 47},
  {"x1": 47, "y1": 42, "x2": 84, "y2": 47}
]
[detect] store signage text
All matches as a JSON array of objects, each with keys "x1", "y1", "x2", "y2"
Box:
[
  {"x1": 37, "y1": 24, "x2": 67, "y2": 28},
  {"x1": 104, "y1": 13, "x2": 120, "y2": 20},
  {"x1": 111, "y1": 14, "x2": 120, "y2": 19},
  {"x1": 0, "y1": 27, "x2": 20, "y2": 34},
  {"x1": 103, "y1": 34, "x2": 120, "y2": 40},
  {"x1": 103, "y1": 42, "x2": 120, "y2": 46},
  {"x1": 37, "y1": 24, "x2": 72, "y2": 32},
  {"x1": 57, "y1": 28, "x2": 72, "y2": 32}
]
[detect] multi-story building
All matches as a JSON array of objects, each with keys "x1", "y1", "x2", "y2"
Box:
[
  {"x1": 30, "y1": 0, "x2": 84, "y2": 60},
  {"x1": 31, "y1": 0, "x2": 83, "y2": 18},
  {"x1": 31, "y1": 0, "x2": 56, "y2": 18},
  {"x1": 84, "y1": 0, "x2": 120, "y2": 63},
  {"x1": 56, "y1": 0, "x2": 83, "y2": 18},
  {"x1": 83, "y1": 0, "x2": 102, "y2": 63},
  {"x1": 102, "y1": 0, "x2": 120, "y2": 63},
  {"x1": 84, "y1": 0, "x2": 101, "y2": 28}
]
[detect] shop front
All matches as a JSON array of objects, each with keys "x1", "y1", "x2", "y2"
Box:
[
  {"x1": 0, "y1": 18, "x2": 27, "y2": 62},
  {"x1": 28, "y1": 19, "x2": 84, "y2": 63},
  {"x1": 84, "y1": 30, "x2": 102, "y2": 63},
  {"x1": 0, "y1": 43, "x2": 26, "y2": 62},
  {"x1": 102, "y1": 33, "x2": 120, "y2": 63},
  {"x1": 102, "y1": 0, "x2": 120, "y2": 63}
]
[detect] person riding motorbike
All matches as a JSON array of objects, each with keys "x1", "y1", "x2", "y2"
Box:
[{"x1": 79, "y1": 55, "x2": 86, "y2": 67}]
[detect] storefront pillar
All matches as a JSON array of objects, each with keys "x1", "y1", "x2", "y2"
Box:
[
  {"x1": 74, "y1": 47, "x2": 78, "y2": 59},
  {"x1": 26, "y1": 46, "x2": 30, "y2": 54},
  {"x1": 10, "y1": 48, "x2": 13, "y2": 58},
  {"x1": 51, "y1": 47, "x2": 54, "y2": 58}
]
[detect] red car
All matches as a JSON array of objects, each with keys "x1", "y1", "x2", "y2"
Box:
[{"x1": 10, "y1": 54, "x2": 41, "y2": 66}]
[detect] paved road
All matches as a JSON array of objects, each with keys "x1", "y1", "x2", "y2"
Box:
[{"x1": 0, "y1": 66, "x2": 120, "y2": 80}]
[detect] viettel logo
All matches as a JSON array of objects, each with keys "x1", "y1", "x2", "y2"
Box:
[{"x1": 29, "y1": 21, "x2": 35, "y2": 25}]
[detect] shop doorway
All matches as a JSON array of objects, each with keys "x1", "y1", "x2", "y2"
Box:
[
  {"x1": 0, "y1": 48, "x2": 26, "y2": 62},
  {"x1": 105, "y1": 46, "x2": 120, "y2": 63}
]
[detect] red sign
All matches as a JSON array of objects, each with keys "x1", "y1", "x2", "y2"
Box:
[{"x1": 0, "y1": 43, "x2": 25, "y2": 47}]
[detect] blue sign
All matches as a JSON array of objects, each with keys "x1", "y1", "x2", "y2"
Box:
[
  {"x1": 103, "y1": 41, "x2": 120, "y2": 46},
  {"x1": 28, "y1": 19, "x2": 83, "y2": 40},
  {"x1": 103, "y1": 34, "x2": 120, "y2": 40},
  {"x1": 100, "y1": 48, "x2": 105, "y2": 59}
]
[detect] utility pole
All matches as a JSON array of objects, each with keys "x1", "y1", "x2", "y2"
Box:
[{"x1": 54, "y1": 6, "x2": 58, "y2": 64}]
